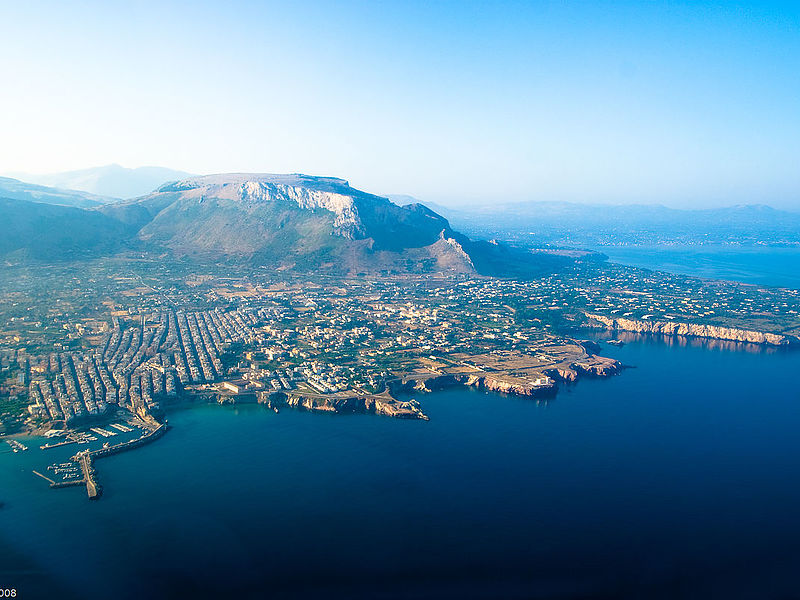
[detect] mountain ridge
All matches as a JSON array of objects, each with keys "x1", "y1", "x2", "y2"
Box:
[
  {"x1": 5, "y1": 164, "x2": 193, "y2": 199},
  {"x1": 0, "y1": 196, "x2": 131, "y2": 260},
  {"x1": 0, "y1": 176, "x2": 116, "y2": 208},
  {"x1": 2, "y1": 172, "x2": 574, "y2": 276}
]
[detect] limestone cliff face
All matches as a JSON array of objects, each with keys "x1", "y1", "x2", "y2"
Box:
[
  {"x1": 239, "y1": 181, "x2": 365, "y2": 239},
  {"x1": 587, "y1": 313, "x2": 797, "y2": 346}
]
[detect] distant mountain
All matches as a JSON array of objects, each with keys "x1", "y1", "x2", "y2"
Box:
[
  {"x1": 100, "y1": 173, "x2": 570, "y2": 276},
  {"x1": 384, "y1": 194, "x2": 457, "y2": 219},
  {"x1": 6, "y1": 164, "x2": 193, "y2": 199},
  {"x1": 442, "y1": 201, "x2": 800, "y2": 247},
  {"x1": 0, "y1": 176, "x2": 114, "y2": 208},
  {"x1": 0, "y1": 197, "x2": 131, "y2": 260}
]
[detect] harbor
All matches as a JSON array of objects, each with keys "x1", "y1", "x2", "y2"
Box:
[
  {"x1": 8, "y1": 416, "x2": 170, "y2": 500},
  {"x1": 71, "y1": 420, "x2": 168, "y2": 499}
]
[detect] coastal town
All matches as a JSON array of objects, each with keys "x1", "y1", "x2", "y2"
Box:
[
  {"x1": 1, "y1": 256, "x2": 799, "y2": 498},
  {"x1": 2, "y1": 259, "x2": 799, "y2": 430},
  {"x1": 1, "y1": 271, "x2": 626, "y2": 433}
]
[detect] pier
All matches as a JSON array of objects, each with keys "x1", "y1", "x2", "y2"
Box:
[
  {"x1": 32, "y1": 470, "x2": 56, "y2": 485},
  {"x1": 33, "y1": 469, "x2": 83, "y2": 489},
  {"x1": 50, "y1": 478, "x2": 85, "y2": 489}
]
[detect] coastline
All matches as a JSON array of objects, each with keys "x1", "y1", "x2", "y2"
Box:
[{"x1": 4, "y1": 340, "x2": 626, "y2": 440}]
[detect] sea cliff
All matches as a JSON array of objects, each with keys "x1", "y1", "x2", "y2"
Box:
[
  {"x1": 391, "y1": 373, "x2": 557, "y2": 398},
  {"x1": 264, "y1": 391, "x2": 428, "y2": 420},
  {"x1": 586, "y1": 313, "x2": 798, "y2": 346}
]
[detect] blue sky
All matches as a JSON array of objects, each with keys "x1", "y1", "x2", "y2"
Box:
[{"x1": 0, "y1": 1, "x2": 798, "y2": 208}]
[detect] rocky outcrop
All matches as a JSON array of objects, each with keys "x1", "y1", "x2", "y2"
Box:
[
  {"x1": 365, "y1": 395, "x2": 428, "y2": 419},
  {"x1": 544, "y1": 367, "x2": 578, "y2": 382},
  {"x1": 437, "y1": 230, "x2": 476, "y2": 271},
  {"x1": 578, "y1": 340, "x2": 603, "y2": 354},
  {"x1": 570, "y1": 355, "x2": 622, "y2": 377},
  {"x1": 392, "y1": 373, "x2": 557, "y2": 398},
  {"x1": 587, "y1": 313, "x2": 798, "y2": 346},
  {"x1": 265, "y1": 391, "x2": 427, "y2": 420},
  {"x1": 465, "y1": 374, "x2": 557, "y2": 397}
]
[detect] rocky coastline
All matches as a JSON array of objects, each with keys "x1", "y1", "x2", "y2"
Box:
[
  {"x1": 250, "y1": 350, "x2": 623, "y2": 422},
  {"x1": 178, "y1": 341, "x2": 625, "y2": 422},
  {"x1": 390, "y1": 353, "x2": 622, "y2": 402},
  {"x1": 586, "y1": 313, "x2": 799, "y2": 346},
  {"x1": 262, "y1": 390, "x2": 428, "y2": 420}
]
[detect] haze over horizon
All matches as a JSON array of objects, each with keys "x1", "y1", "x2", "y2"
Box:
[{"x1": 1, "y1": 1, "x2": 798, "y2": 209}]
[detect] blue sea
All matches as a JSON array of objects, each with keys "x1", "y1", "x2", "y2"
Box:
[
  {"x1": 598, "y1": 245, "x2": 800, "y2": 289},
  {"x1": 3, "y1": 334, "x2": 800, "y2": 599}
]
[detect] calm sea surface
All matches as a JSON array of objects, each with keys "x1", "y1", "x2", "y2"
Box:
[
  {"x1": 3, "y1": 334, "x2": 800, "y2": 599},
  {"x1": 598, "y1": 245, "x2": 800, "y2": 289}
]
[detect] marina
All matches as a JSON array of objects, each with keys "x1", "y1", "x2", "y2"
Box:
[
  {"x1": 109, "y1": 423, "x2": 133, "y2": 433},
  {"x1": 5, "y1": 417, "x2": 167, "y2": 498},
  {"x1": 90, "y1": 427, "x2": 117, "y2": 438},
  {"x1": 6, "y1": 439, "x2": 28, "y2": 452}
]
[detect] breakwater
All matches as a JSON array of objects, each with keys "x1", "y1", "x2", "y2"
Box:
[
  {"x1": 78, "y1": 451, "x2": 100, "y2": 499},
  {"x1": 89, "y1": 422, "x2": 168, "y2": 460}
]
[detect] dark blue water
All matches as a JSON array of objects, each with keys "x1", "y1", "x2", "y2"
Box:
[
  {"x1": 3, "y1": 335, "x2": 800, "y2": 599},
  {"x1": 599, "y1": 245, "x2": 800, "y2": 289}
]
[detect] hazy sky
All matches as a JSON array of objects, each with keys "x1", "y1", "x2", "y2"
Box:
[{"x1": 1, "y1": 1, "x2": 798, "y2": 208}]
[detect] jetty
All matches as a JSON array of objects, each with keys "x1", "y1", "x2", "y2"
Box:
[
  {"x1": 32, "y1": 470, "x2": 56, "y2": 485},
  {"x1": 66, "y1": 421, "x2": 168, "y2": 499}
]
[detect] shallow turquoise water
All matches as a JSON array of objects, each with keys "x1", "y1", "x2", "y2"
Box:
[{"x1": 2, "y1": 335, "x2": 800, "y2": 599}]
